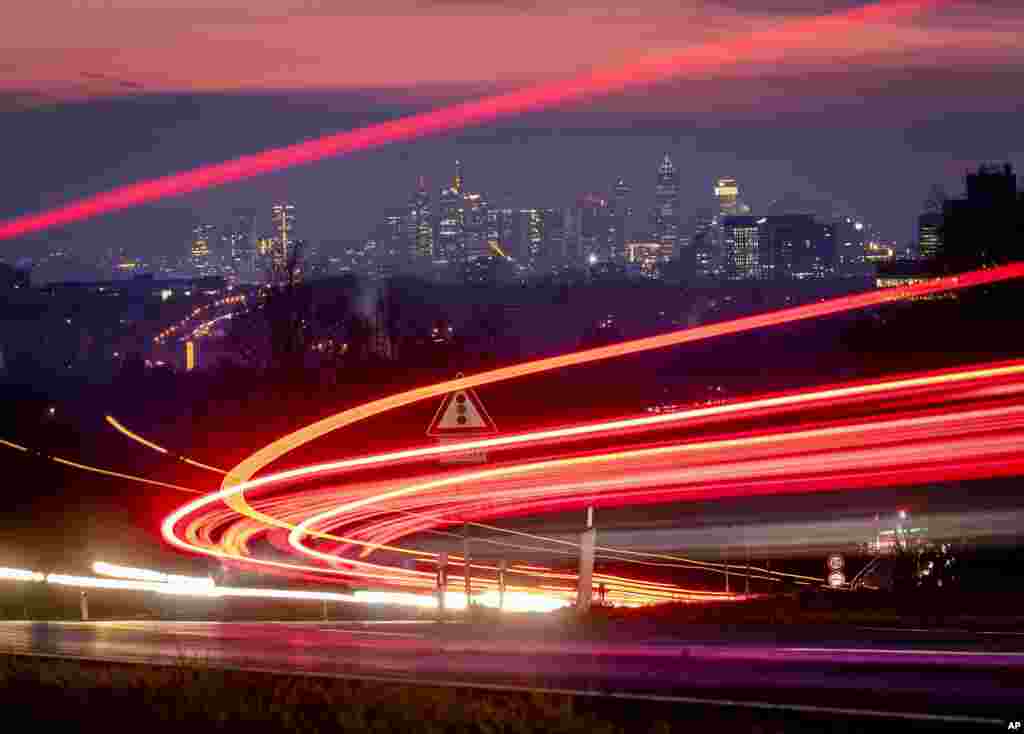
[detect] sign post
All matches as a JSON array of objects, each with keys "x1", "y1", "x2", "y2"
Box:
[
  {"x1": 463, "y1": 523, "x2": 472, "y2": 608},
  {"x1": 437, "y1": 552, "x2": 448, "y2": 620},
  {"x1": 498, "y1": 560, "x2": 507, "y2": 612},
  {"x1": 577, "y1": 506, "x2": 596, "y2": 614}
]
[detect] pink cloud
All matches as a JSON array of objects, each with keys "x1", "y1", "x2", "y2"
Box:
[{"x1": 2, "y1": 0, "x2": 1021, "y2": 104}]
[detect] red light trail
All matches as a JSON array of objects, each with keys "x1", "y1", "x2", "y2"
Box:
[
  {"x1": 156, "y1": 358, "x2": 1024, "y2": 604},
  {"x1": 0, "y1": 0, "x2": 939, "y2": 242},
  {"x1": 145, "y1": 265, "x2": 1024, "y2": 605}
]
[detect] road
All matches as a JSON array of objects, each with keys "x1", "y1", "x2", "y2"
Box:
[{"x1": 2, "y1": 618, "x2": 1020, "y2": 726}]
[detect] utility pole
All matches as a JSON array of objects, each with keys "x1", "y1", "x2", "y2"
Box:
[
  {"x1": 724, "y1": 546, "x2": 730, "y2": 594},
  {"x1": 498, "y1": 560, "x2": 507, "y2": 612},
  {"x1": 577, "y1": 506, "x2": 596, "y2": 613},
  {"x1": 744, "y1": 542, "x2": 751, "y2": 596},
  {"x1": 463, "y1": 523, "x2": 472, "y2": 608},
  {"x1": 437, "y1": 552, "x2": 448, "y2": 621}
]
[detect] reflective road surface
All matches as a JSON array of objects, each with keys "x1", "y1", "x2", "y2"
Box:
[{"x1": 2, "y1": 618, "x2": 1023, "y2": 725}]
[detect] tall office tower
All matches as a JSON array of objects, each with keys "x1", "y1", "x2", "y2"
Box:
[
  {"x1": 488, "y1": 208, "x2": 516, "y2": 260},
  {"x1": 611, "y1": 177, "x2": 632, "y2": 253},
  {"x1": 917, "y1": 212, "x2": 943, "y2": 261},
  {"x1": 270, "y1": 202, "x2": 296, "y2": 273},
  {"x1": 436, "y1": 162, "x2": 465, "y2": 263},
  {"x1": 540, "y1": 208, "x2": 566, "y2": 266},
  {"x1": 190, "y1": 223, "x2": 216, "y2": 274},
  {"x1": 374, "y1": 210, "x2": 407, "y2": 277},
  {"x1": 833, "y1": 216, "x2": 870, "y2": 276},
  {"x1": 453, "y1": 159, "x2": 464, "y2": 195},
  {"x1": 462, "y1": 191, "x2": 490, "y2": 261},
  {"x1": 563, "y1": 206, "x2": 580, "y2": 265},
  {"x1": 721, "y1": 215, "x2": 763, "y2": 280},
  {"x1": 654, "y1": 154, "x2": 681, "y2": 261},
  {"x1": 715, "y1": 177, "x2": 740, "y2": 216},
  {"x1": 577, "y1": 193, "x2": 612, "y2": 264},
  {"x1": 222, "y1": 212, "x2": 256, "y2": 281},
  {"x1": 692, "y1": 208, "x2": 717, "y2": 278},
  {"x1": 942, "y1": 163, "x2": 1020, "y2": 271},
  {"x1": 759, "y1": 214, "x2": 830, "y2": 279},
  {"x1": 408, "y1": 176, "x2": 434, "y2": 263},
  {"x1": 526, "y1": 208, "x2": 546, "y2": 265}
]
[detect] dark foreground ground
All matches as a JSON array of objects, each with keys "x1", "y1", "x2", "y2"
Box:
[
  {"x1": 0, "y1": 653, "x2": 1013, "y2": 734},
  {"x1": 1, "y1": 616, "x2": 1021, "y2": 731}
]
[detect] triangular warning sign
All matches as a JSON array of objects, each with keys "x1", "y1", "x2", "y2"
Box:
[{"x1": 427, "y1": 388, "x2": 497, "y2": 437}]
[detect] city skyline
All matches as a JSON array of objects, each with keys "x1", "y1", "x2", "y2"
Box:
[
  {"x1": 6, "y1": 153, "x2": 906, "y2": 268},
  {"x1": 3, "y1": 1, "x2": 1023, "y2": 265}
]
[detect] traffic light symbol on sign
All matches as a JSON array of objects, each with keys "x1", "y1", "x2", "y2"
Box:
[{"x1": 427, "y1": 388, "x2": 497, "y2": 436}]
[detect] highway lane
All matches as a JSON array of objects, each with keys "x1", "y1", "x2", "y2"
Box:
[{"x1": 1, "y1": 619, "x2": 1020, "y2": 724}]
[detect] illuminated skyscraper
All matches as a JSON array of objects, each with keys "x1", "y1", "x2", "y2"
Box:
[
  {"x1": 436, "y1": 162, "x2": 465, "y2": 263},
  {"x1": 654, "y1": 154, "x2": 680, "y2": 260},
  {"x1": 408, "y1": 176, "x2": 433, "y2": 263},
  {"x1": 540, "y1": 208, "x2": 566, "y2": 266},
  {"x1": 222, "y1": 212, "x2": 256, "y2": 281},
  {"x1": 917, "y1": 211, "x2": 943, "y2": 261},
  {"x1": 692, "y1": 209, "x2": 716, "y2": 278},
  {"x1": 722, "y1": 216, "x2": 763, "y2": 279},
  {"x1": 375, "y1": 211, "x2": 407, "y2": 277},
  {"x1": 190, "y1": 223, "x2": 215, "y2": 274},
  {"x1": 834, "y1": 216, "x2": 869, "y2": 276},
  {"x1": 270, "y1": 202, "x2": 296, "y2": 274},
  {"x1": 715, "y1": 177, "x2": 741, "y2": 216},
  {"x1": 462, "y1": 191, "x2": 490, "y2": 261},
  {"x1": 610, "y1": 177, "x2": 631, "y2": 261},
  {"x1": 489, "y1": 207, "x2": 516, "y2": 260},
  {"x1": 577, "y1": 193, "x2": 610, "y2": 264}
]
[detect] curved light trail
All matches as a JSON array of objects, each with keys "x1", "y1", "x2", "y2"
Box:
[
  {"x1": 0, "y1": 0, "x2": 939, "y2": 242},
  {"x1": 150, "y1": 265, "x2": 1024, "y2": 605},
  {"x1": 161, "y1": 365, "x2": 1024, "y2": 602}
]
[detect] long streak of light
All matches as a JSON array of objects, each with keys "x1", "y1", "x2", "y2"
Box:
[
  {"x1": 0, "y1": 435, "x2": 202, "y2": 495},
  {"x1": 107, "y1": 414, "x2": 815, "y2": 581},
  {"x1": 92, "y1": 561, "x2": 214, "y2": 589},
  {"x1": 161, "y1": 285, "x2": 1024, "y2": 584},
  {"x1": 162, "y1": 355, "x2": 1024, "y2": 600},
  {"x1": 0, "y1": 567, "x2": 44, "y2": 582},
  {"x1": 0, "y1": 0, "x2": 938, "y2": 242},
  {"x1": 212, "y1": 264, "x2": 1024, "y2": 547},
  {"x1": 48, "y1": 456, "x2": 201, "y2": 494}
]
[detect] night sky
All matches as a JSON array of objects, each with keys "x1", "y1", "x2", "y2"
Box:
[{"x1": 2, "y1": 0, "x2": 1022, "y2": 264}]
